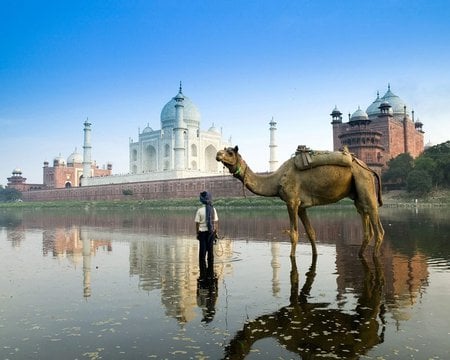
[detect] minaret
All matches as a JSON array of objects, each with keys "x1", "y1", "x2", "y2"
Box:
[
  {"x1": 269, "y1": 117, "x2": 278, "y2": 172},
  {"x1": 271, "y1": 242, "x2": 280, "y2": 296},
  {"x1": 403, "y1": 105, "x2": 409, "y2": 154},
  {"x1": 82, "y1": 119, "x2": 92, "y2": 180},
  {"x1": 81, "y1": 229, "x2": 92, "y2": 298},
  {"x1": 173, "y1": 82, "x2": 186, "y2": 171},
  {"x1": 330, "y1": 105, "x2": 343, "y2": 151}
]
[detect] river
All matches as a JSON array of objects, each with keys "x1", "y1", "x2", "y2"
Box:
[{"x1": 1, "y1": 206, "x2": 449, "y2": 359}]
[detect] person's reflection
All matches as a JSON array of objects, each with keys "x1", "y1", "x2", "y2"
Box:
[
  {"x1": 224, "y1": 255, "x2": 385, "y2": 359},
  {"x1": 197, "y1": 262, "x2": 218, "y2": 323}
]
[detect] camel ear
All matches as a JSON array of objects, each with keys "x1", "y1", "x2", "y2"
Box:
[{"x1": 234, "y1": 145, "x2": 239, "y2": 153}]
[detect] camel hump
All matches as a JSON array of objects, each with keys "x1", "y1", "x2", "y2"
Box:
[{"x1": 293, "y1": 145, "x2": 352, "y2": 171}]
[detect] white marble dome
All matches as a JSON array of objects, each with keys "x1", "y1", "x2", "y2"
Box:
[
  {"x1": 142, "y1": 124, "x2": 153, "y2": 133},
  {"x1": 67, "y1": 149, "x2": 83, "y2": 164},
  {"x1": 160, "y1": 90, "x2": 201, "y2": 129},
  {"x1": 208, "y1": 124, "x2": 220, "y2": 134}
]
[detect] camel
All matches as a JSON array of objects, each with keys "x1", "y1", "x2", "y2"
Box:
[{"x1": 216, "y1": 146, "x2": 384, "y2": 257}]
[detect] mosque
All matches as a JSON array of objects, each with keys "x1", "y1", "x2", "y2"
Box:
[
  {"x1": 7, "y1": 120, "x2": 112, "y2": 191},
  {"x1": 331, "y1": 85, "x2": 425, "y2": 174}
]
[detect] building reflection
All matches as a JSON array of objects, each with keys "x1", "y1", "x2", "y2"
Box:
[
  {"x1": 128, "y1": 236, "x2": 234, "y2": 323},
  {"x1": 6, "y1": 228, "x2": 25, "y2": 247},
  {"x1": 41, "y1": 226, "x2": 112, "y2": 297},
  {"x1": 0, "y1": 207, "x2": 433, "y2": 328}
]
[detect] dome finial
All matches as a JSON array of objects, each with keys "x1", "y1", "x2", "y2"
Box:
[
  {"x1": 179, "y1": 81, "x2": 183, "y2": 94},
  {"x1": 387, "y1": 83, "x2": 391, "y2": 91}
]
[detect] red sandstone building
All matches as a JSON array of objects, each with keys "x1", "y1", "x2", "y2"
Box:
[
  {"x1": 7, "y1": 150, "x2": 112, "y2": 190},
  {"x1": 42, "y1": 150, "x2": 112, "y2": 188},
  {"x1": 331, "y1": 85, "x2": 424, "y2": 174},
  {"x1": 6, "y1": 168, "x2": 44, "y2": 191}
]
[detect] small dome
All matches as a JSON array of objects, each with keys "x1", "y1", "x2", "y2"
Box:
[
  {"x1": 160, "y1": 86, "x2": 201, "y2": 129},
  {"x1": 67, "y1": 149, "x2": 83, "y2": 164},
  {"x1": 54, "y1": 155, "x2": 66, "y2": 166},
  {"x1": 379, "y1": 101, "x2": 392, "y2": 109},
  {"x1": 350, "y1": 107, "x2": 369, "y2": 121},
  {"x1": 208, "y1": 123, "x2": 220, "y2": 134},
  {"x1": 331, "y1": 105, "x2": 342, "y2": 116},
  {"x1": 12, "y1": 168, "x2": 22, "y2": 175},
  {"x1": 424, "y1": 140, "x2": 434, "y2": 149},
  {"x1": 142, "y1": 124, "x2": 153, "y2": 133}
]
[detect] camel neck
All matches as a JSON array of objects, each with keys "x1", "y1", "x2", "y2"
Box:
[{"x1": 234, "y1": 160, "x2": 282, "y2": 197}]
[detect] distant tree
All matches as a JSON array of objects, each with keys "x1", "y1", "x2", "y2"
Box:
[
  {"x1": 382, "y1": 153, "x2": 414, "y2": 187},
  {"x1": 414, "y1": 155, "x2": 436, "y2": 173},
  {"x1": 406, "y1": 170, "x2": 433, "y2": 195},
  {"x1": 420, "y1": 141, "x2": 450, "y2": 188},
  {"x1": 0, "y1": 187, "x2": 22, "y2": 202}
]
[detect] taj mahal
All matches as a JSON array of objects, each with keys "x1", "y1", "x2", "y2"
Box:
[
  {"x1": 82, "y1": 83, "x2": 233, "y2": 186},
  {"x1": 129, "y1": 84, "x2": 230, "y2": 175}
]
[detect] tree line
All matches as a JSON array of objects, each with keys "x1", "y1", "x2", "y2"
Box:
[
  {"x1": 0, "y1": 186, "x2": 22, "y2": 202},
  {"x1": 382, "y1": 141, "x2": 450, "y2": 195}
]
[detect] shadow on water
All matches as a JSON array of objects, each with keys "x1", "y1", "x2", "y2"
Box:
[{"x1": 224, "y1": 254, "x2": 385, "y2": 359}]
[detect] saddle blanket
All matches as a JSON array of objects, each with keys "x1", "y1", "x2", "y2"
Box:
[{"x1": 293, "y1": 145, "x2": 352, "y2": 171}]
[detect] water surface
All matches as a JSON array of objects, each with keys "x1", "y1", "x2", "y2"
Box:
[{"x1": 1, "y1": 206, "x2": 449, "y2": 359}]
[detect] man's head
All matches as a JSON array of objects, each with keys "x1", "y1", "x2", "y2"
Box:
[{"x1": 200, "y1": 191, "x2": 212, "y2": 205}]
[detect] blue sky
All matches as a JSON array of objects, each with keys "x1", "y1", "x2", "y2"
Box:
[{"x1": 1, "y1": 0, "x2": 450, "y2": 185}]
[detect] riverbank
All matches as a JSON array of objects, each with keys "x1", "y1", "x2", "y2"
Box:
[
  {"x1": 0, "y1": 189, "x2": 448, "y2": 210},
  {"x1": 0, "y1": 196, "x2": 286, "y2": 210},
  {"x1": 381, "y1": 189, "x2": 450, "y2": 207}
]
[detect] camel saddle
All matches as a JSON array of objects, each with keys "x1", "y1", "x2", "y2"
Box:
[{"x1": 293, "y1": 145, "x2": 352, "y2": 171}]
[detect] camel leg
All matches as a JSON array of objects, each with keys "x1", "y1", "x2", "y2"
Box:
[
  {"x1": 358, "y1": 211, "x2": 372, "y2": 258},
  {"x1": 286, "y1": 203, "x2": 299, "y2": 257},
  {"x1": 298, "y1": 208, "x2": 318, "y2": 256},
  {"x1": 370, "y1": 211, "x2": 385, "y2": 257}
]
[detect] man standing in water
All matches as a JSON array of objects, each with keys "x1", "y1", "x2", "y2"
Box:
[{"x1": 195, "y1": 191, "x2": 219, "y2": 281}]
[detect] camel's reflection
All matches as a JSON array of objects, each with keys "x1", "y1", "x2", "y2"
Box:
[{"x1": 224, "y1": 255, "x2": 385, "y2": 359}]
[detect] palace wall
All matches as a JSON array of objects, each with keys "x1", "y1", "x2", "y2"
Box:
[{"x1": 22, "y1": 175, "x2": 253, "y2": 202}]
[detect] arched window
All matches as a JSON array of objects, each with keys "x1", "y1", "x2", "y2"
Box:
[
  {"x1": 143, "y1": 145, "x2": 157, "y2": 171},
  {"x1": 164, "y1": 144, "x2": 170, "y2": 157},
  {"x1": 191, "y1": 144, "x2": 197, "y2": 157},
  {"x1": 204, "y1": 145, "x2": 217, "y2": 172}
]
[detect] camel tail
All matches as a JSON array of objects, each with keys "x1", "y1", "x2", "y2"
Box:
[
  {"x1": 373, "y1": 170, "x2": 383, "y2": 207},
  {"x1": 352, "y1": 156, "x2": 383, "y2": 207}
]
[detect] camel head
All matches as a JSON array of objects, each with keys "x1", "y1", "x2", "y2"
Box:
[{"x1": 216, "y1": 146, "x2": 244, "y2": 176}]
